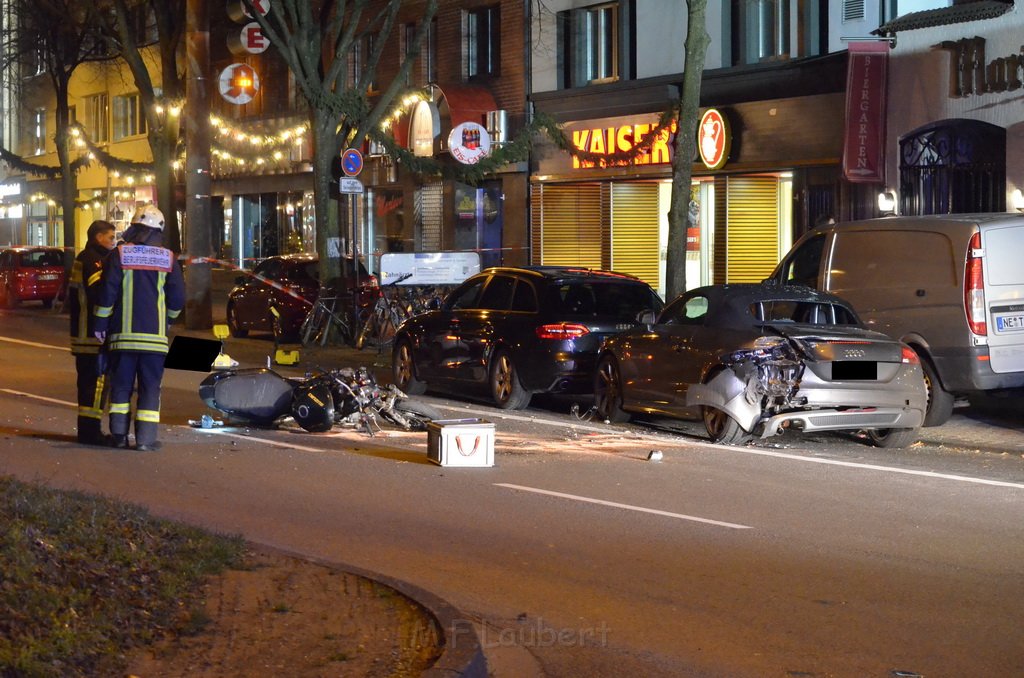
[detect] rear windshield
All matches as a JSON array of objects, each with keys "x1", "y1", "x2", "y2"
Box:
[
  {"x1": 751, "y1": 300, "x2": 859, "y2": 325},
  {"x1": 19, "y1": 250, "x2": 64, "y2": 268},
  {"x1": 550, "y1": 282, "x2": 662, "y2": 319}
]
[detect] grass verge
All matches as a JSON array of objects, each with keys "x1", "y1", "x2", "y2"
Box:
[{"x1": 0, "y1": 475, "x2": 245, "y2": 677}]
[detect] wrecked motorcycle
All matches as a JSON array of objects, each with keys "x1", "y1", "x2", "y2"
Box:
[{"x1": 199, "y1": 365, "x2": 442, "y2": 434}]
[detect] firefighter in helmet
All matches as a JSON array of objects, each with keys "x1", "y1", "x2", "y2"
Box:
[
  {"x1": 69, "y1": 219, "x2": 117, "y2": 445},
  {"x1": 93, "y1": 205, "x2": 185, "y2": 451}
]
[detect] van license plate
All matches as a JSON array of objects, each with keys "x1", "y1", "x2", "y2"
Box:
[
  {"x1": 995, "y1": 315, "x2": 1024, "y2": 333},
  {"x1": 39, "y1": 273, "x2": 59, "y2": 281}
]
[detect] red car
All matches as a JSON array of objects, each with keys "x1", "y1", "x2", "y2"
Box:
[
  {"x1": 0, "y1": 246, "x2": 67, "y2": 308},
  {"x1": 226, "y1": 253, "x2": 378, "y2": 341}
]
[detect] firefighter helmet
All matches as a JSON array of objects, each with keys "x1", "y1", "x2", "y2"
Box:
[{"x1": 130, "y1": 204, "x2": 165, "y2": 231}]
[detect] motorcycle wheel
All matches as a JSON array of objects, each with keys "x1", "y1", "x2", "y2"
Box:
[{"x1": 392, "y1": 398, "x2": 443, "y2": 430}]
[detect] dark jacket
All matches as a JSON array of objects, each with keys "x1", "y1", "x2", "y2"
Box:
[
  {"x1": 69, "y1": 240, "x2": 112, "y2": 355},
  {"x1": 94, "y1": 236, "x2": 185, "y2": 354}
]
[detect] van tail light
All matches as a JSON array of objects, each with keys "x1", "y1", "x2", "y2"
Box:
[
  {"x1": 964, "y1": 231, "x2": 987, "y2": 336},
  {"x1": 535, "y1": 323, "x2": 590, "y2": 340},
  {"x1": 901, "y1": 346, "x2": 920, "y2": 364}
]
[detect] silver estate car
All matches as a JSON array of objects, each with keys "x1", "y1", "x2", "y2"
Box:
[{"x1": 594, "y1": 283, "x2": 927, "y2": 448}]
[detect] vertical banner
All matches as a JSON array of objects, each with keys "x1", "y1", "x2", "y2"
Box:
[{"x1": 842, "y1": 42, "x2": 889, "y2": 183}]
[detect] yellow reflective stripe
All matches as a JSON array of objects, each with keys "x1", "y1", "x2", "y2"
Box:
[
  {"x1": 168, "y1": 309, "x2": 181, "y2": 319},
  {"x1": 70, "y1": 261, "x2": 84, "y2": 283},
  {"x1": 71, "y1": 341, "x2": 102, "y2": 354},
  {"x1": 92, "y1": 375, "x2": 106, "y2": 410},
  {"x1": 95, "y1": 305, "x2": 113, "y2": 318},
  {"x1": 78, "y1": 407, "x2": 103, "y2": 420},
  {"x1": 110, "y1": 332, "x2": 169, "y2": 343},
  {"x1": 108, "y1": 341, "x2": 169, "y2": 353},
  {"x1": 122, "y1": 269, "x2": 134, "y2": 335},
  {"x1": 136, "y1": 409, "x2": 160, "y2": 423},
  {"x1": 158, "y1": 272, "x2": 166, "y2": 334},
  {"x1": 110, "y1": 402, "x2": 131, "y2": 415},
  {"x1": 87, "y1": 270, "x2": 102, "y2": 286}
]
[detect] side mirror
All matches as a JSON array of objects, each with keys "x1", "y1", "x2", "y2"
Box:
[{"x1": 638, "y1": 310, "x2": 658, "y2": 325}]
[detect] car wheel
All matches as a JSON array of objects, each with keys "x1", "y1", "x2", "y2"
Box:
[
  {"x1": 866, "y1": 427, "x2": 919, "y2": 449},
  {"x1": 226, "y1": 303, "x2": 248, "y2": 338},
  {"x1": 593, "y1": 354, "x2": 630, "y2": 423},
  {"x1": 392, "y1": 338, "x2": 426, "y2": 395},
  {"x1": 702, "y1": 406, "x2": 750, "y2": 445},
  {"x1": 489, "y1": 349, "x2": 531, "y2": 410},
  {"x1": 918, "y1": 353, "x2": 954, "y2": 427}
]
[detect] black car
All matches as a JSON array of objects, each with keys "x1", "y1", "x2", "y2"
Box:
[{"x1": 391, "y1": 266, "x2": 663, "y2": 409}]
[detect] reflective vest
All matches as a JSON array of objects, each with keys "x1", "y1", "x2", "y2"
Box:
[
  {"x1": 69, "y1": 241, "x2": 111, "y2": 355},
  {"x1": 94, "y1": 244, "x2": 185, "y2": 353}
]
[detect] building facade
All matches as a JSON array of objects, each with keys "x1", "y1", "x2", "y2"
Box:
[
  {"x1": 877, "y1": 0, "x2": 1020, "y2": 216},
  {"x1": 526, "y1": 0, "x2": 954, "y2": 297}
]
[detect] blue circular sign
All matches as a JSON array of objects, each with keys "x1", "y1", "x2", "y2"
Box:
[{"x1": 341, "y1": 148, "x2": 363, "y2": 177}]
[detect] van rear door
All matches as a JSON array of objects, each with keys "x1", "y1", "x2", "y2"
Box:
[{"x1": 982, "y1": 219, "x2": 1024, "y2": 373}]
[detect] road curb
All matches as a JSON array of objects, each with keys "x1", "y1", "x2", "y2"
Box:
[{"x1": 258, "y1": 543, "x2": 487, "y2": 678}]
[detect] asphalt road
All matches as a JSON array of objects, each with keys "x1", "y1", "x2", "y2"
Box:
[{"x1": 3, "y1": 308, "x2": 1024, "y2": 677}]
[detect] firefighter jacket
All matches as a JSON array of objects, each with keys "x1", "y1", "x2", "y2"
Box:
[
  {"x1": 94, "y1": 244, "x2": 185, "y2": 353},
  {"x1": 69, "y1": 240, "x2": 112, "y2": 355}
]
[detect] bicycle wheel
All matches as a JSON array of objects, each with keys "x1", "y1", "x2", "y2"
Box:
[
  {"x1": 355, "y1": 311, "x2": 378, "y2": 350},
  {"x1": 300, "y1": 303, "x2": 325, "y2": 347}
]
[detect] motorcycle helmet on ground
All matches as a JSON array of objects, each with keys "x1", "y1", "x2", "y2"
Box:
[
  {"x1": 131, "y1": 204, "x2": 165, "y2": 230},
  {"x1": 291, "y1": 381, "x2": 336, "y2": 432}
]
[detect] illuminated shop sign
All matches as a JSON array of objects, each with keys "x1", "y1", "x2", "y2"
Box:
[
  {"x1": 936, "y1": 36, "x2": 1024, "y2": 98},
  {"x1": 569, "y1": 121, "x2": 676, "y2": 169},
  {"x1": 698, "y1": 108, "x2": 731, "y2": 170}
]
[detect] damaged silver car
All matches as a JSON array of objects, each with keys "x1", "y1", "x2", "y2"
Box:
[{"x1": 593, "y1": 283, "x2": 927, "y2": 448}]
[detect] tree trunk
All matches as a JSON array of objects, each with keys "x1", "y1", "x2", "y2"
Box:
[
  {"x1": 184, "y1": 0, "x2": 213, "y2": 329},
  {"x1": 665, "y1": 0, "x2": 710, "y2": 301},
  {"x1": 312, "y1": 111, "x2": 341, "y2": 282}
]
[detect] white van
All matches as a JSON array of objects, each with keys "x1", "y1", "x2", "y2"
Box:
[{"x1": 771, "y1": 213, "x2": 1024, "y2": 426}]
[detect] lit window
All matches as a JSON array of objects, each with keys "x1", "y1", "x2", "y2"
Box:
[
  {"x1": 86, "y1": 94, "x2": 109, "y2": 144},
  {"x1": 731, "y1": 0, "x2": 791, "y2": 66},
  {"x1": 112, "y1": 93, "x2": 147, "y2": 140},
  {"x1": 559, "y1": 2, "x2": 631, "y2": 88},
  {"x1": 32, "y1": 109, "x2": 46, "y2": 155},
  {"x1": 466, "y1": 6, "x2": 500, "y2": 79}
]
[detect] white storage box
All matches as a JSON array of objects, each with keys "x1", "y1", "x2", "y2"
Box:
[{"x1": 427, "y1": 418, "x2": 495, "y2": 467}]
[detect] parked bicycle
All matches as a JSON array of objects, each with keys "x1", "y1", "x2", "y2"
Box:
[
  {"x1": 355, "y1": 273, "x2": 414, "y2": 350},
  {"x1": 300, "y1": 293, "x2": 353, "y2": 346}
]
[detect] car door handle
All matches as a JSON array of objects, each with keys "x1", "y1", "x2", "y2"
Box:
[{"x1": 916, "y1": 289, "x2": 926, "y2": 297}]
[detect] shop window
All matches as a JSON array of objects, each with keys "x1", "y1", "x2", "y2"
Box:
[
  {"x1": 85, "y1": 94, "x2": 109, "y2": 144},
  {"x1": 559, "y1": 2, "x2": 635, "y2": 87},
  {"x1": 898, "y1": 119, "x2": 1006, "y2": 215},
  {"x1": 466, "y1": 5, "x2": 500, "y2": 80},
  {"x1": 730, "y1": 0, "x2": 791, "y2": 66},
  {"x1": 112, "y1": 93, "x2": 147, "y2": 140}
]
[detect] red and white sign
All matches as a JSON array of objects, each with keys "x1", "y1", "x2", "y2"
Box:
[
  {"x1": 228, "y1": 22, "x2": 270, "y2": 55},
  {"x1": 448, "y1": 122, "x2": 491, "y2": 165},
  {"x1": 843, "y1": 42, "x2": 889, "y2": 183},
  {"x1": 218, "y1": 63, "x2": 260, "y2": 105},
  {"x1": 227, "y1": 0, "x2": 270, "y2": 23},
  {"x1": 697, "y1": 108, "x2": 730, "y2": 170}
]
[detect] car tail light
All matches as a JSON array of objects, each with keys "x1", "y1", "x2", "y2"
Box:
[
  {"x1": 901, "y1": 346, "x2": 919, "y2": 364},
  {"x1": 535, "y1": 323, "x2": 590, "y2": 340},
  {"x1": 964, "y1": 231, "x2": 986, "y2": 336}
]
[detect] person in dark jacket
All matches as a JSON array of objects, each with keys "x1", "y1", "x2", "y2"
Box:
[
  {"x1": 69, "y1": 219, "x2": 117, "y2": 445},
  {"x1": 94, "y1": 205, "x2": 185, "y2": 451}
]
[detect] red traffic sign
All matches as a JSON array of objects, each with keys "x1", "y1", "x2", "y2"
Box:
[{"x1": 341, "y1": 148, "x2": 363, "y2": 177}]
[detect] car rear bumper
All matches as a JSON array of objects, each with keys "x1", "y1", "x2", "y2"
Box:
[{"x1": 760, "y1": 406, "x2": 924, "y2": 438}]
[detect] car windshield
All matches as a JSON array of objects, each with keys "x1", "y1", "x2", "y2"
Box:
[
  {"x1": 551, "y1": 282, "x2": 660, "y2": 319},
  {"x1": 751, "y1": 299, "x2": 858, "y2": 325},
  {"x1": 286, "y1": 262, "x2": 320, "y2": 284},
  {"x1": 19, "y1": 250, "x2": 63, "y2": 267}
]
